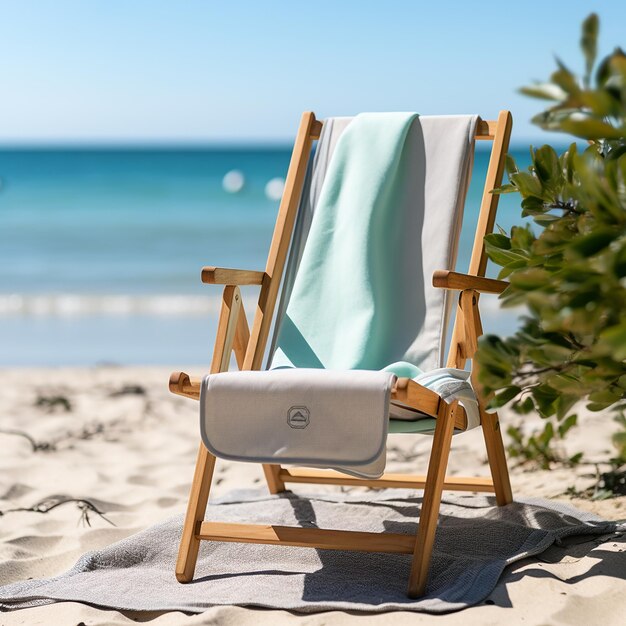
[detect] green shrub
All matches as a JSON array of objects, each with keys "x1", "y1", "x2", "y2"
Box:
[{"x1": 476, "y1": 14, "x2": 626, "y2": 473}]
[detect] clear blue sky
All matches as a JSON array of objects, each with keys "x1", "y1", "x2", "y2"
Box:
[{"x1": 0, "y1": 0, "x2": 622, "y2": 145}]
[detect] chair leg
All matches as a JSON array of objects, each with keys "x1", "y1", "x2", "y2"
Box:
[
  {"x1": 176, "y1": 444, "x2": 216, "y2": 582},
  {"x1": 263, "y1": 464, "x2": 286, "y2": 493},
  {"x1": 481, "y1": 409, "x2": 513, "y2": 506},
  {"x1": 407, "y1": 401, "x2": 456, "y2": 598}
]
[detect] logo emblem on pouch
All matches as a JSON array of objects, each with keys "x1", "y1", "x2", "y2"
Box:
[{"x1": 287, "y1": 406, "x2": 310, "y2": 429}]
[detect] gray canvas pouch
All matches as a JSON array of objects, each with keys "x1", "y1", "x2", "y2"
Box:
[{"x1": 200, "y1": 369, "x2": 396, "y2": 470}]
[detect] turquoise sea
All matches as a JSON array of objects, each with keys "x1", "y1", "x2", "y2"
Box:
[{"x1": 0, "y1": 145, "x2": 532, "y2": 366}]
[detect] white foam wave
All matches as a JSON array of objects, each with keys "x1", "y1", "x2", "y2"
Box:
[{"x1": 0, "y1": 294, "x2": 223, "y2": 317}]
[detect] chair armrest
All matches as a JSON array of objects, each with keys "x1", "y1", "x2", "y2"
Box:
[
  {"x1": 392, "y1": 378, "x2": 467, "y2": 430},
  {"x1": 201, "y1": 266, "x2": 267, "y2": 285},
  {"x1": 432, "y1": 270, "x2": 508, "y2": 294},
  {"x1": 170, "y1": 372, "x2": 468, "y2": 430},
  {"x1": 169, "y1": 371, "x2": 201, "y2": 400}
]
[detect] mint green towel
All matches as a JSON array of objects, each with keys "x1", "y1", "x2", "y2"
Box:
[{"x1": 272, "y1": 113, "x2": 426, "y2": 370}]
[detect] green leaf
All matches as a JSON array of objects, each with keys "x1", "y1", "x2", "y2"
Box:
[
  {"x1": 486, "y1": 247, "x2": 529, "y2": 268},
  {"x1": 497, "y1": 260, "x2": 528, "y2": 279},
  {"x1": 508, "y1": 268, "x2": 550, "y2": 290},
  {"x1": 510, "y1": 225, "x2": 536, "y2": 250},
  {"x1": 484, "y1": 233, "x2": 512, "y2": 250},
  {"x1": 520, "y1": 196, "x2": 547, "y2": 215},
  {"x1": 579, "y1": 90, "x2": 621, "y2": 117},
  {"x1": 562, "y1": 142, "x2": 579, "y2": 182},
  {"x1": 505, "y1": 153, "x2": 519, "y2": 176},
  {"x1": 569, "y1": 452, "x2": 584, "y2": 464},
  {"x1": 518, "y1": 396, "x2": 536, "y2": 414},
  {"x1": 613, "y1": 244, "x2": 626, "y2": 278},
  {"x1": 550, "y1": 373, "x2": 584, "y2": 394},
  {"x1": 493, "y1": 183, "x2": 518, "y2": 194},
  {"x1": 606, "y1": 144, "x2": 626, "y2": 162},
  {"x1": 559, "y1": 118, "x2": 625, "y2": 140},
  {"x1": 533, "y1": 145, "x2": 562, "y2": 183},
  {"x1": 510, "y1": 171, "x2": 543, "y2": 197},
  {"x1": 570, "y1": 229, "x2": 616, "y2": 257},
  {"x1": 587, "y1": 402, "x2": 611, "y2": 412},
  {"x1": 613, "y1": 430, "x2": 626, "y2": 457},
  {"x1": 538, "y1": 421, "x2": 555, "y2": 447},
  {"x1": 589, "y1": 389, "x2": 622, "y2": 404},
  {"x1": 555, "y1": 395, "x2": 578, "y2": 420},
  {"x1": 533, "y1": 384, "x2": 559, "y2": 418},
  {"x1": 519, "y1": 83, "x2": 567, "y2": 101},
  {"x1": 491, "y1": 386, "x2": 522, "y2": 408},
  {"x1": 533, "y1": 213, "x2": 562, "y2": 226},
  {"x1": 581, "y1": 13, "x2": 599, "y2": 86},
  {"x1": 598, "y1": 324, "x2": 626, "y2": 360},
  {"x1": 586, "y1": 388, "x2": 624, "y2": 412},
  {"x1": 558, "y1": 415, "x2": 578, "y2": 438},
  {"x1": 551, "y1": 60, "x2": 580, "y2": 95}
]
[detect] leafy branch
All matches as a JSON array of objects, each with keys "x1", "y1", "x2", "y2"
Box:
[{"x1": 476, "y1": 14, "x2": 626, "y2": 479}]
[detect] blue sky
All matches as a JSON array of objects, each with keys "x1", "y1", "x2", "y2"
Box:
[{"x1": 0, "y1": 0, "x2": 622, "y2": 145}]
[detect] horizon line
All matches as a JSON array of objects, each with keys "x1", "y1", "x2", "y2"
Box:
[{"x1": 0, "y1": 137, "x2": 576, "y2": 150}]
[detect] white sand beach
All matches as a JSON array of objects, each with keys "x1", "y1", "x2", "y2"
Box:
[{"x1": 0, "y1": 366, "x2": 624, "y2": 625}]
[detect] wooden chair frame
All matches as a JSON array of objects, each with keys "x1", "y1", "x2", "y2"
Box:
[{"x1": 169, "y1": 110, "x2": 514, "y2": 598}]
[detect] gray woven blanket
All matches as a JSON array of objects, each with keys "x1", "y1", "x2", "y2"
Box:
[{"x1": 0, "y1": 489, "x2": 620, "y2": 614}]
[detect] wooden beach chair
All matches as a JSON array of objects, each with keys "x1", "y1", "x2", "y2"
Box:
[{"x1": 169, "y1": 110, "x2": 513, "y2": 598}]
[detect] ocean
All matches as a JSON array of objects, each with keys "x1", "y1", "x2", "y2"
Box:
[{"x1": 0, "y1": 145, "x2": 532, "y2": 366}]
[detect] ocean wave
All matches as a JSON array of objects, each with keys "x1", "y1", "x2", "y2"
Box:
[
  {"x1": 0, "y1": 291, "x2": 525, "y2": 331},
  {"x1": 0, "y1": 294, "x2": 223, "y2": 317}
]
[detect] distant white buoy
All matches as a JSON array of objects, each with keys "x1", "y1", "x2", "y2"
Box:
[
  {"x1": 222, "y1": 170, "x2": 245, "y2": 193},
  {"x1": 265, "y1": 177, "x2": 285, "y2": 201}
]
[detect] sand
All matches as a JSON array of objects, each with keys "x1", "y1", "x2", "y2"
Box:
[{"x1": 0, "y1": 366, "x2": 624, "y2": 625}]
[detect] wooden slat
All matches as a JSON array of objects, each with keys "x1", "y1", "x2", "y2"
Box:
[
  {"x1": 175, "y1": 284, "x2": 242, "y2": 583},
  {"x1": 445, "y1": 111, "x2": 512, "y2": 370},
  {"x1": 460, "y1": 290, "x2": 480, "y2": 358},
  {"x1": 408, "y1": 398, "x2": 457, "y2": 597},
  {"x1": 198, "y1": 521, "x2": 415, "y2": 554},
  {"x1": 201, "y1": 267, "x2": 266, "y2": 285},
  {"x1": 177, "y1": 448, "x2": 215, "y2": 583},
  {"x1": 233, "y1": 296, "x2": 250, "y2": 370},
  {"x1": 217, "y1": 286, "x2": 242, "y2": 372},
  {"x1": 170, "y1": 286, "x2": 242, "y2": 399},
  {"x1": 313, "y1": 117, "x2": 488, "y2": 140},
  {"x1": 243, "y1": 112, "x2": 318, "y2": 372},
  {"x1": 480, "y1": 408, "x2": 513, "y2": 506},
  {"x1": 468, "y1": 110, "x2": 513, "y2": 278},
  {"x1": 433, "y1": 270, "x2": 508, "y2": 294},
  {"x1": 279, "y1": 468, "x2": 495, "y2": 492}
]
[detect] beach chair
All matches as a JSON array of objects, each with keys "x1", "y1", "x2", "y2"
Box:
[{"x1": 169, "y1": 110, "x2": 513, "y2": 598}]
